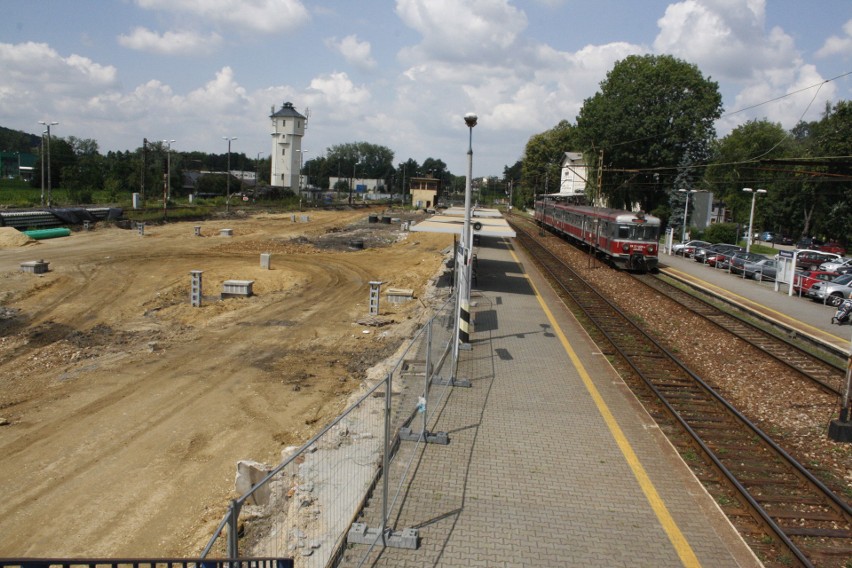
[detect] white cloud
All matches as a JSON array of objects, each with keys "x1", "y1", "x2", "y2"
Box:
[
  {"x1": 118, "y1": 27, "x2": 222, "y2": 55},
  {"x1": 396, "y1": 0, "x2": 527, "y2": 63},
  {"x1": 326, "y1": 35, "x2": 377, "y2": 71},
  {"x1": 304, "y1": 72, "x2": 371, "y2": 120},
  {"x1": 816, "y1": 19, "x2": 852, "y2": 59},
  {"x1": 652, "y1": 0, "x2": 833, "y2": 131},
  {"x1": 0, "y1": 41, "x2": 119, "y2": 125},
  {"x1": 135, "y1": 0, "x2": 310, "y2": 34}
]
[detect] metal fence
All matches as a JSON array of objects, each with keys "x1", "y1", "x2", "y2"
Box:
[
  {"x1": 0, "y1": 559, "x2": 291, "y2": 568},
  {"x1": 200, "y1": 295, "x2": 458, "y2": 567}
]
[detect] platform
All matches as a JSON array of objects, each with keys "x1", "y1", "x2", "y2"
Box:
[
  {"x1": 660, "y1": 252, "x2": 852, "y2": 353},
  {"x1": 339, "y1": 236, "x2": 760, "y2": 567}
]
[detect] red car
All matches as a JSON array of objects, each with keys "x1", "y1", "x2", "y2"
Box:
[
  {"x1": 819, "y1": 242, "x2": 846, "y2": 255},
  {"x1": 793, "y1": 270, "x2": 838, "y2": 295}
]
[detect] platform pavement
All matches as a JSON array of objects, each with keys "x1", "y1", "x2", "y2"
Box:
[
  {"x1": 338, "y1": 236, "x2": 760, "y2": 568},
  {"x1": 659, "y1": 251, "x2": 852, "y2": 352}
]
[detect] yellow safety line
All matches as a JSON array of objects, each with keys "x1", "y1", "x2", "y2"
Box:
[
  {"x1": 664, "y1": 267, "x2": 851, "y2": 343},
  {"x1": 513, "y1": 249, "x2": 702, "y2": 568}
]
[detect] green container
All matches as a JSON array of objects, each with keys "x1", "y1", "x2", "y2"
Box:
[{"x1": 23, "y1": 228, "x2": 71, "y2": 240}]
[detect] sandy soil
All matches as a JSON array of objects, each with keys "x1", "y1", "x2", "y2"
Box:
[{"x1": 0, "y1": 208, "x2": 453, "y2": 557}]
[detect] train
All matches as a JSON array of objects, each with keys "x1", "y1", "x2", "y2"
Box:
[{"x1": 534, "y1": 198, "x2": 661, "y2": 272}]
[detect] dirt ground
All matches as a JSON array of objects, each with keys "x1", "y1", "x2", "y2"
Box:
[{"x1": 0, "y1": 208, "x2": 453, "y2": 557}]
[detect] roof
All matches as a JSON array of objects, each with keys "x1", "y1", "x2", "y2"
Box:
[
  {"x1": 410, "y1": 213, "x2": 516, "y2": 238},
  {"x1": 442, "y1": 206, "x2": 504, "y2": 218},
  {"x1": 270, "y1": 101, "x2": 306, "y2": 119}
]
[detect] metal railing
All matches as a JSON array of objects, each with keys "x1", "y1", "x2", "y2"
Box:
[{"x1": 200, "y1": 296, "x2": 458, "y2": 567}]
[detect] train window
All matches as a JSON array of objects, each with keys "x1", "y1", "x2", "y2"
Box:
[
  {"x1": 617, "y1": 225, "x2": 630, "y2": 238},
  {"x1": 631, "y1": 225, "x2": 658, "y2": 241}
]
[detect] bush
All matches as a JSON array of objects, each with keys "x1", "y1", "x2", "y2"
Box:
[{"x1": 702, "y1": 222, "x2": 739, "y2": 244}]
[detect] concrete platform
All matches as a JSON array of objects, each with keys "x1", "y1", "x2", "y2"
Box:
[
  {"x1": 339, "y1": 237, "x2": 761, "y2": 567},
  {"x1": 660, "y1": 252, "x2": 852, "y2": 352}
]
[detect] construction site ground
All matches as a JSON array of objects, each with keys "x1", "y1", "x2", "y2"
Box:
[{"x1": 0, "y1": 208, "x2": 453, "y2": 557}]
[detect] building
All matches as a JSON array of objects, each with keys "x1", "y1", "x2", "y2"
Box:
[
  {"x1": 0, "y1": 151, "x2": 37, "y2": 181},
  {"x1": 558, "y1": 152, "x2": 587, "y2": 197},
  {"x1": 269, "y1": 102, "x2": 307, "y2": 192},
  {"x1": 409, "y1": 176, "x2": 439, "y2": 210}
]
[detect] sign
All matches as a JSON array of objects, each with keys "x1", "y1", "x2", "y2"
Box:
[{"x1": 778, "y1": 250, "x2": 794, "y2": 258}]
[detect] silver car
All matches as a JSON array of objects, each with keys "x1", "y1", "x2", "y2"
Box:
[
  {"x1": 807, "y1": 273, "x2": 852, "y2": 305},
  {"x1": 743, "y1": 258, "x2": 778, "y2": 281},
  {"x1": 819, "y1": 257, "x2": 852, "y2": 272}
]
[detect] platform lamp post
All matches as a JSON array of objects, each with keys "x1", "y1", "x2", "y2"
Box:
[
  {"x1": 223, "y1": 137, "x2": 237, "y2": 213},
  {"x1": 453, "y1": 112, "x2": 477, "y2": 364},
  {"x1": 39, "y1": 121, "x2": 58, "y2": 207},
  {"x1": 743, "y1": 188, "x2": 766, "y2": 253},
  {"x1": 678, "y1": 188, "x2": 698, "y2": 243}
]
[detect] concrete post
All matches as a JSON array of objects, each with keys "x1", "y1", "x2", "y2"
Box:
[
  {"x1": 369, "y1": 281, "x2": 382, "y2": 315},
  {"x1": 190, "y1": 270, "x2": 203, "y2": 307}
]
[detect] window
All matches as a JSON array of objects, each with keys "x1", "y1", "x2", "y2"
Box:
[{"x1": 282, "y1": 148, "x2": 286, "y2": 156}]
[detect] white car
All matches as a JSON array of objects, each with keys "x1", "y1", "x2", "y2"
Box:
[{"x1": 819, "y1": 257, "x2": 852, "y2": 272}]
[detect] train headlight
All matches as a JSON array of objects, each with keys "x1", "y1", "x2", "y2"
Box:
[
  {"x1": 622, "y1": 243, "x2": 630, "y2": 253},
  {"x1": 647, "y1": 244, "x2": 656, "y2": 254}
]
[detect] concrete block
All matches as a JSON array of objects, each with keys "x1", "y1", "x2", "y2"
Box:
[
  {"x1": 235, "y1": 459, "x2": 271, "y2": 506},
  {"x1": 20, "y1": 260, "x2": 49, "y2": 274}
]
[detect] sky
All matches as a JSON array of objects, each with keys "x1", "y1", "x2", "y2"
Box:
[{"x1": 1, "y1": 0, "x2": 851, "y2": 178}]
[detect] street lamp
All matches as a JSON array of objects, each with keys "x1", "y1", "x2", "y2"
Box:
[
  {"x1": 743, "y1": 187, "x2": 767, "y2": 253},
  {"x1": 457, "y1": 112, "x2": 477, "y2": 350},
  {"x1": 678, "y1": 188, "x2": 698, "y2": 243},
  {"x1": 162, "y1": 140, "x2": 175, "y2": 200},
  {"x1": 297, "y1": 149, "x2": 309, "y2": 194},
  {"x1": 38, "y1": 121, "x2": 58, "y2": 207},
  {"x1": 223, "y1": 136, "x2": 237, "y2": 212}
]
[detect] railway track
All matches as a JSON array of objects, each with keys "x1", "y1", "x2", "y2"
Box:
[
  {"x1": 632, "y1": 273, "x2": 846, "y2": 397},
  {"x1": 510, "y1": 219, "x2": 852, "y2": 567}
]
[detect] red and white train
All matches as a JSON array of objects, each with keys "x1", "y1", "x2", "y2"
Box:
[{"x1": 534, "y1": 199, "x2": 661, "y2": 272}]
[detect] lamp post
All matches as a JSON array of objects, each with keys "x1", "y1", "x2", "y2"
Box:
[
  {"x1": 223, "y1": 137, "x2": 237, "y2": 213},
  {"x1": 678, "y1": 188, "x2": 698, "y2": 243},
  {"x1": 39, "y1": 121, "x2": 58, "y2": 207},
  {"x1": 39, "y1": 130, "x2": 47, "y2": 206},
  {"x1": 456, "y1": 112, "x2": 477, "y2": 353},
  {"x1": 743, "y1": 187, "x2": 766, "y2": 253},
  {"x1": 256, "y1": 152, "x2": 263, "y2": 186},
  {"x1": 297, "y1": 149, "x2": 309, "y2": 195},
  {"x1": 162, "y1": 139, "x2": 175, "y2": 199}
]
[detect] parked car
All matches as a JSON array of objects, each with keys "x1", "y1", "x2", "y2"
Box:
[
  {"x1": 759, "y1": 231, "x2": 775, "y2": 242},
  {"x1": 778, "y1": 235, "x2": 794, "y2": 245},
  {"x1": 808, "y1": 273, "x2": 852, "y2": 305},
  {"x1": 819, "y1": 242, "x2": 846, "y2": 256},
  {"x1": 730, "y1": 252, "x2": 768, "y2": 275},
  {"x1": 795, "y1": 250, "x2": 841, "y2": 271},
  {"x1": 744, "y1": 258, "x2": 779, "y2": 281},
  {"x1": 709, "y1": 246, "x2": 745, "y2": 269},
  {"x1": 796, "y1": 237, "x2": 823, "y2": 250},
  {"x1": 674, "y1": 239, "x2": 710, "y2": 258},
  {"x1": 819, "y1": 257, "x2": 852, "y2": 273},
  {"x1": 794, "y1": 270, "x2": 838, "y2": 295},
  {"x1": 694, "y1": 244, "x2": 739, "y2": 264}
]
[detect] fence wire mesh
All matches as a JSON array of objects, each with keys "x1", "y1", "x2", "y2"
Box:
[{"x1": 201, "y1": 295, "x2": 457, "y2": 568}]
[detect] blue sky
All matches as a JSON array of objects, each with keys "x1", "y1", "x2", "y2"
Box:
[{"x1": 1, "y1": 0, "x2": 850, "y2": 177}]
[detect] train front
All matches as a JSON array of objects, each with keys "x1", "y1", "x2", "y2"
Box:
[{"x1": 614, "y1": 211, "x2": 660, "y2": 272}]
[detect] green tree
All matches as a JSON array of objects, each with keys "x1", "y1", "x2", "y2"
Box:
[
  {"x1": 704, "y1": 119, "x2": 796, "y2": 235},
  {"x1": 576, "y1": 54, "x2": 723, "y2": 211},
  {"x1": 521, "y1": 120, "x2": 579, "y2": 200}
]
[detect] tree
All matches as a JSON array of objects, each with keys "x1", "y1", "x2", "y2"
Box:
[
  {"x1": 521, "y1": 120, "x2": 579, "y2": 201},
  {"x1": 704, "y1": 119, "x2": 796, "y2": 236},
  {"x1": 576, "y1": 54, "x2": 723, "y2": 211}
]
